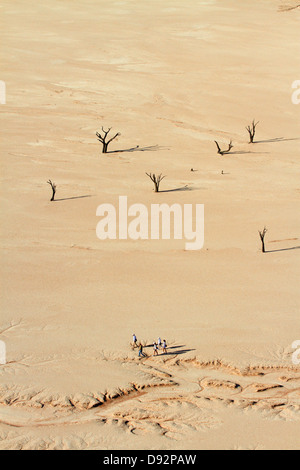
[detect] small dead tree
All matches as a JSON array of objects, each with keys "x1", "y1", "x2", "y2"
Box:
[
  {"x1": 259, "y1": 226, "x2": 267, "y2": 253},
  {"x1": 47, "y1": 179, "x2": 56, "y2": 201},
  {"x1": 246, "y1": 119, "x2": 259, "y2": 143},
  {"x1": 96, "y1": 127, "x2": 120, "y2": 153},
  {"x1": 214, "y1": 140, "x2": 233, "y2": 155},
  {"x1": 145, "y1": 172, "x2": 166, "y2": 192}
]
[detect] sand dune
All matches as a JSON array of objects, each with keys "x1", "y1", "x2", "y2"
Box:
[{"x1": 0, "y1": 0, "x2": 299, "y2": 450}]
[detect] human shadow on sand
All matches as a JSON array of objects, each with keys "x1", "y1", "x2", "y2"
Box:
[
  {"x1": 144, "y1": 344, "x2": 185, "y2": 349},
  {"x1": 107, "y1": 145, "x2": 168, "y2": 154},
  {"x1": 142, "y1": 344, "x2": 195, "y2": 356},
  {"x1": 161, "y1": 348, "x2": 196, "y2": 356}
]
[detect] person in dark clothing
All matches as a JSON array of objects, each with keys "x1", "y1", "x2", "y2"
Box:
[{"x1": 138, "y1": 343, "x2": 146, "y2": 357}]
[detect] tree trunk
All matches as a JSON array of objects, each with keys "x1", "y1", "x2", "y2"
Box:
[{"x1": 50, "y1": 186, "x2": 56, "y2": 201}]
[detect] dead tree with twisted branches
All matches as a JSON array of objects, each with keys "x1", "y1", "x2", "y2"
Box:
[
  {"x1": 47, "y1": 179, "x2": 56, "y2": 201},
  {"x1": 259, "y1": 226, "x2": 268, "y2": 253},
  {"x1": 214, "y1": 140, "x2": 233, "y2": 155},
  {"x1": 96, "y1": 127, "x2": 120, "y2": 153},
  {"x1": 246, "y1": 120, "x2": 259, "y2": 143},
  {"x1": 145, "y1": 172, "x2": 166, "y2": 192}
]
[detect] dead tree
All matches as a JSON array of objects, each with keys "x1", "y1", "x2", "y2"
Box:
[
  {"x1": 145, "y1": 172, "x2": 166, "y2": 192},
  {"x1": 96, "y1": 127, "x2": 120, "y2": 153},
  {"x1": 246, "y1": 120, "x2": 259, "y2": 143},
  {"x1": 259, "y1": 226, "x2": 267, "y2": 253},
  {"x1": 214, "y1": 140, "x2": 233, "y2": 155},
  {"x1": 47, "y1": 180, "x2": 56, "y2": 201}
]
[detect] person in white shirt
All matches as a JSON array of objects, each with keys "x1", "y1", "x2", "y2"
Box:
[{"x1": 153, "y1": 342, "x2": 158, "y2": 356}]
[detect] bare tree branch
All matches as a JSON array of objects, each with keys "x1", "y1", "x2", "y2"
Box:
[
  {"x1": 214, "y1": 140, "x2": 233, "y2": 155},
  {"x1": 145, "y1": 172, "x2": 166, "y2": 192},
  {"x1": 259, "y1": 226, "x2": 268, "y2": 253},
  {"x1": 96, "y1": 127, "x2": 120, "y2": 153},
  {"x1": 246, "y1": 119, "x2": 259, "y2": 143},
  {"x1": 107, "y1": 132, "x2": 121, "y2": 145},
  {"x1": 47, "y1": 179, "x2": 56, "y2": 201}
]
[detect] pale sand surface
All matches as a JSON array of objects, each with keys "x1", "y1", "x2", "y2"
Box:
[{"x1": 0, "y1": 0, "x2": 300, "y2": 450}]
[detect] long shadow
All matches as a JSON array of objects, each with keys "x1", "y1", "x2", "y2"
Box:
[
  {"x1": 222, "y1": 150, "x2": 270, "y2": 155},
  {"x1": 54, "y1": 195, "x2": 92, "y2": 202},
  {"x1": 266, "y1": 246, "x2": 300, "y2": 253},
  {"x1": 162, "y1": 348, "x2": 196, "y2": 356},
  {"x1": 108, "y1": 145, "x2": 168, "y2": 154},
  {"x1": 159, "y1": 185, "x2": 193, "y2": 193},
  {"x1": 143, "y1": 344, "x2": 186, "y2": 349},
  {"x1": 142, "y1": 344, "x2": 195, "y2": 356},
  {"x1": 225, "y1": 150, "x2": 253, "y2": 155},
  {"x1": 254, "y1": 137, "x2": 300, "y2": 144}
]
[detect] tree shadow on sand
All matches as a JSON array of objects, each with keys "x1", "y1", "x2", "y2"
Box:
[
  {"x1": 54, "y1": 195, "x2": 93, "y2": 202},
  {"x1": 227, "y1": 150, "x2": 270, "y2": 155},
  {"x1": 107, "y1": 144, "x2": 168, "y2": 154},
  {"x1": 159, "y1": 185, "x2": 194, "y2": 193},
  {"x1": 225, "y1": 150, "x2": 253, "y2": 155},
  {"x1": 253, "y1": 137, "x2": 300, "y2": 144},
  {"x1": 266, "y1": 246, "x2": 300, "y2": 253}
]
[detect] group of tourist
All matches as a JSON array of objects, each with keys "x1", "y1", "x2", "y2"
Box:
[{"x1": 132, "y1": 334, "x2": 167, "y2": 357}]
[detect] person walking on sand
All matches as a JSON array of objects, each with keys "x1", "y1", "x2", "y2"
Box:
[
  {"x1": 153, "y1": 342, "x2": 159, "y2": 356},
  {"x1": 162, "y1": 339, "x2": 167, "y2": 354},
  {"x1": 138, "y1": 343, "x2": 146, "y2": 358},
  {"x1": 132, "y1": 333, "x2": 137, "y2": 347},
  {"x1": 158, "y1": 337, "x2": 162, "y2": 349}
]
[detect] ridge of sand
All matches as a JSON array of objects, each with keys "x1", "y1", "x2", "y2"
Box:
[
  {"x1": 1, "y1": 354, "x2": 300, "y2": 449},
  {"x1": 1, "y1": 0, "x2": 300, "y2": 450}
]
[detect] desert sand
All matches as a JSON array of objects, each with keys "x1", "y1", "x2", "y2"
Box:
[{"x1": 0, "y1": 0, "x2": 300, "y2": 450}]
